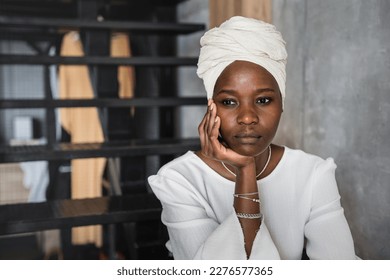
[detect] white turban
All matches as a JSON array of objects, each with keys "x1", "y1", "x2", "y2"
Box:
[{"x1": 197, "y1": 16, "x2": 287, "y2": 107}]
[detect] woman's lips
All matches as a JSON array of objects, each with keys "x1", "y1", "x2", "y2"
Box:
[{"x1": 234, "y1": 134, "x2": 261, "y2": 144}]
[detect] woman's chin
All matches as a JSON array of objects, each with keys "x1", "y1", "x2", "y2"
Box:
[{"x1": 231, "y1": 145, "x2": 264, "y2": 157}]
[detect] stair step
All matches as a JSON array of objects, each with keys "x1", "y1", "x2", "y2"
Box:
[
  {"x1": 0, "y1": 16, "x2": 205, "y2": 34},
  {"x1": 0, "y1": 194, "x2": 161, "y2": 235},
  {"x1": 0, "y1": 55, "x2": 198, "y2": 66},
  {"x1": 0, "y1": 97, "x2": 206, "y2": 109},
  {"x1": 0, "y1": 138, "x2": 200, "y2": 163}
]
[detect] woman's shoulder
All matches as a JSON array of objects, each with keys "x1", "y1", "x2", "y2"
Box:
[
  {"x1": 155, "y1": 150, "x2": 201, "y2": 177},
  {"x1": 282, "y1": 146, "x2": 337, "y2": 173}
]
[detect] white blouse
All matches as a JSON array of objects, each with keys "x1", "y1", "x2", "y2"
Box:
[{"x1": 148, "y1": 146, "x2": 356, "y2": 260}]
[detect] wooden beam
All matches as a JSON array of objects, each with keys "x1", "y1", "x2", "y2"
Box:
[{"x1": 209, "y1": 0, "x2": 272, "y2": 28}]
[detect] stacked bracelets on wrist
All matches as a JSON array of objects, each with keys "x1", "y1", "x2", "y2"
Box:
[{"x1": 234, "y1": 192, "x2": 262, "y2": 219}]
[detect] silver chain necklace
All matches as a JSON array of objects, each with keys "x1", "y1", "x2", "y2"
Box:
[{"x1": 221, "y1": 145, "x2": 272, "y2": 178}]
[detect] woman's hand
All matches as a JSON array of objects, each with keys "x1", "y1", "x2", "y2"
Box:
[{"x1": 198, "y1": 99, "x2": 255, "y2": 170}]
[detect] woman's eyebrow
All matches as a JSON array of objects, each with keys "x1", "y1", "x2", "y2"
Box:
[
  {"x1": 215, "y1": 89, "x2": 237, "y2": 95},
  {"x1": 256, "y1": 88, "x2": 276, "y2": 94},
  {"x1": 216, "y1": 88, "x2": 276, "y2": 95}
]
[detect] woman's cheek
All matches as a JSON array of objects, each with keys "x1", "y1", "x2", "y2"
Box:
[{"x1": 219, "y1": 120, "x2": 232, "y2": 142}]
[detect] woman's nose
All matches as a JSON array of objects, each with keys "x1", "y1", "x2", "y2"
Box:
[{"x1": 237, "y1": 104, "x2": 259, "y2": 125}]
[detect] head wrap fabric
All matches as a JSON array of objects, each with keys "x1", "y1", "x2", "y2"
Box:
[{"x1": 197, "y1": 16, "x2": 287, "y2": 107}]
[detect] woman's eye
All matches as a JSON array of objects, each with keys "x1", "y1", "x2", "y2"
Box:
[
  {"x1": 222, "y1": 99, "x2": 237, "y2": 106},
  {"x1": 257, "y1": 97, "x2": 271, "y2": 104}
]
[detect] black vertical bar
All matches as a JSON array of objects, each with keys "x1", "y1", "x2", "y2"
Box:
[
  {"x1": 79, "y1": 0, "x2": 119, "y2": 260},
  {"x1": 108, "y1": 224, "x2": 117, "y2": 259},
  {"x1": 42, "y1": 45, "x2": 73, "y2": 260},
  {"x1": 123, "y1": 222, "x2": 138, "y2": 259},
  {"x1": 42, "y1": 43, "x2": 75, "y2": 259},
  {"x1": 43, "y1": 66, "x2": 56, "y2": 146}
]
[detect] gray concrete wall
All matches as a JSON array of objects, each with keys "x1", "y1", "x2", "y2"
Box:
[
  {"x1": 273, "y1": 0, "x2": 390, "y2": 259},
  {"x1": 177, "y1": 0, "x2": 389, "y2": 259}
]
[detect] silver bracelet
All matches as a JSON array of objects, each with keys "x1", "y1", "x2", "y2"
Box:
[
  {"x1": 236, "y1": 212, "x2": 263, "y2": 219},
  {"x1": 233, "y1": 194, "x2": 260, "y2": 203},
  {"x1": 235, "y1": 192, "x2": 258, "y2": 196}
]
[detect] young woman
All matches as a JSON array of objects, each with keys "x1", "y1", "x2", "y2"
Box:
[{"x1": 148, "y1": 16, "x2": 356, "y2": 260}]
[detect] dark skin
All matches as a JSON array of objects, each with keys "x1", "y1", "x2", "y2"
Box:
[{"x1": 196, "y1": 60, "x2": 285, "y2": 257}]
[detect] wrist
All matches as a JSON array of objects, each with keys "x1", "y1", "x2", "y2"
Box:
[
  {"x1": 235, "y1": 159, "x2": 256, "y2": 177},
  {"x1": 234, "y1": 159, "x2": 258, "y2": 195}
]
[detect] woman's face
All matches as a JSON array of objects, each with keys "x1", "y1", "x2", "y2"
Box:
[{"x1": 213, "y1": 60, "x2": 283, "y2": 157}]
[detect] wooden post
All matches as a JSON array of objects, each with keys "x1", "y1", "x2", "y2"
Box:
[{"x1": 209, "y1": 0, "x2": 272, "y2": 28}]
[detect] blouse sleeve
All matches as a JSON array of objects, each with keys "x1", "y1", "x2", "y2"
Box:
[
  {"x1": 304, "y1": 158, "x2": 357, "y2": 259},
  {"x1": 148, "y1": 172, "x2": 280, "y2": 260}
]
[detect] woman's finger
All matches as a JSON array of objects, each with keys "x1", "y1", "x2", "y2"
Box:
[
  {"x1": 199, "y1": 121, "x2": 208, "y2": 147},
  {"x1": 198, "y1": 110, "x2": 207, "y2": 140},
  {"x1": 209, "y1": 116, "x2": 228, "y2": 158},
  {"x1": 205, "y1": 101, "x2": 220, "y2": 158},
  {"x1": 198, "y1": 103, "x2": 211, "y2": 155},
  {"x1": 207, "y1": 102, "x2": 217, "y2": 136}
]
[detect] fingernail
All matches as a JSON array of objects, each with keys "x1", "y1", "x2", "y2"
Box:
[
  {"x1": 215, "y1": 116, "x2": 219, "y2": 122},
  {"x1": 210, "y1": 104, "x2": 214, "y2": 111},
  {"x1": 207, "y1": 99, "x2": 212, "y2": 106}
]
